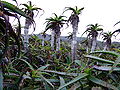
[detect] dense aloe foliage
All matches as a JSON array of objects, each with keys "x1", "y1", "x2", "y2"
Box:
[{"x1": 1, "y1": 0, "x2": 120, "y2": 90}]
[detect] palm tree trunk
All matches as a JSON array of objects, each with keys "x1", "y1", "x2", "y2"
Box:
[
  {"x1": 86, "y1": 41, "x2": 89, "y2": 53},
  {"x1": 103, "y1": 44, "x2": 107, "y2": 51},
  {"x1": 42, "y1": 39, "x2": 45, "y2": 46},
  {"x1": 71, "y1": 24, "x2": 78, "y2": 61},
  {"x1": 51, "y1": 30, "x2": 55, "y2": 50},
  {"x1": 42, "y1": 36, "x2": 45, "y2": 46},
  {"x1": 91, "y1": 36, "x2": 97, "y2": 52},
  {"x1": 104, "y1": 42, "x2": 110, "y2": 51},
  {"x1": 24, "y1": 19, "x2": 30, "y2": 51},
  {"x1": 56, "y1": 31, "x2": 61, "y2": 51},
  {"x1": 86, "y1": 46, "x2": 89, "y2": 53}
]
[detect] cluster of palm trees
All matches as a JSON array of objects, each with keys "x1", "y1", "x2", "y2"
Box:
[
  {"x1": 20, "y1": 1, "x2": 120, "y2": 61},
  {"x1": 22, "y1": 1, "x2": 84, "y2": 61},
  {"x1": 43, "y1": 6, "x2": 84, "y2": 61},
  {"x1": 82, "y1": 24, "x2": 120, "y2": 52}
]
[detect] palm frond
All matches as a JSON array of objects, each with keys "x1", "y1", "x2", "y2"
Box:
[
  {"x1": 45, "y1": 13, "x2": 67, "y2": 32},
  {"x1": 21, "y1": 4, "x2": 29, "y2": 9},
  {"x1": 114, "y1": 21, "x2": 120, "y2": 26},
  {"x1": 112, "y1": 29, "x2": 120, "y2": 35},
  {"x1": 63, "y1": 7, "x2": 76, "y2": 14},
  {"x1": 32, "y1": 7, "x2": 42, "y2": 11},
  {"x1": 64, "y1": 6, "x2": 84, "y2": 15}
]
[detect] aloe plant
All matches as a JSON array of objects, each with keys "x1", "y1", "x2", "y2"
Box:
[
  {"x1": 58, "y1": 73, "x2": 88, "y2": 90},
  {"x1": 88, "y1": 76, "x2": 118, "y2": 90},
  {"x1": 21, "y1": 1, "x2": 43, "y2": 51},
  {"x1": 63, "y1": 6, "x2": 84, "y2": 61},
  {"x1": 19, "y1": 59, "x2": 54, "y2": 89},
  {"x1": 82, "y1": 23, "x2": 103, "y2": 53},
  {"x1": 45, "y1": 13, "x2": 67, "y2": 51}
]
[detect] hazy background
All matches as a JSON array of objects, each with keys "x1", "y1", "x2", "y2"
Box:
[{"x1": 6, "y1": 0, "x2": 120, "y2": 41}]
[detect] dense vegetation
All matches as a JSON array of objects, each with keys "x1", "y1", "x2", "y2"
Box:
[{"x1": 1, "y1": 0, "x2": 120, "y2": 90}]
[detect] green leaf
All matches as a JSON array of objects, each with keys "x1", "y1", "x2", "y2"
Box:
[
  {"x1": 37, "y1": 64, "x2": 50, "y2": 71},
  {"x1": 59, "y1": 76, "x2": 67, "y2": 90},
  {"x1": 90, "y1": 51, "x2": 120, "y2": 57},
  {"x1": 88, "y1": 76, "x2": 118, "y2": 90},
  {"x1": 40, "y1": 75, "x2": 54, "y2": 88},
  {"x1": 58, "y1": 73, "x2": 88, "y2": 90},
  {"x1": 20, "y1": 59, "x2": 34, "y2": 71},
  {"x1": 35, "y1": 78, "x2": 59, "y2": 83},
  {"x1": 44, "y1": 82, "x2": 52, "y2": 90},
  {"x1": 113, "y1": 56, "x2": 120, "y2": 68},
  {"x1": 69, "y1": 82, "x2": 81, "y2": 90},
  {"x1": 66, "y1": 56, "x2": 71, "y2": 64},
  {"x1": 43, "y1": 70, "x2": 79, "y2": 76},
  {"x1": 22, "y1": 74, "x2": 31, "y2": 80},
  {"x1": 75, "y1": 60, "x2": 85, "y2": 67},
  {"x1": 110, "y1": 56, "x2": 120, "y2": 73},
  {"x1": 85, "y1": 55, "x2": 115, "y2": 64},
  {"x1": 93, "y1": 65, "x2": 120, "y2": 71}
]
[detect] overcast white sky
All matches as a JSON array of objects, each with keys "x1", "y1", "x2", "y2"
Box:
[{"x1": 6, "y1": 0, "x2": 120, "y2": 41}]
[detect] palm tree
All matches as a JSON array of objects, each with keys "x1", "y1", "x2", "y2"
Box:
[
  {"x1": 45, "y1": 13, "x2": 67, "y2": 51},
  {"x1": 102, "y1": 31, "x2": 113, "y2": 50},
  {"x1": 82, "y1": 23, "x2": 103, "y2": 52},
  {"x1": 21, "y1": 1, "x2": 43, "y2": 51},
  {"x1": 102, "y1": 29, "x2": 120, "y2": 51},
  {"x1": 64, "y1": 6, "x2": 84, "y2": 61}
]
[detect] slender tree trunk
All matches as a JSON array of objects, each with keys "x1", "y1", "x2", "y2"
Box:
[
  {"x1": 51, "y1": 30, "x2": 55, "y2": 50},
  {"x1": 104, "y1": 42, "x2": 110, "y2": 51},
  {"x1": 86, "y1": 41, "x2": 89, "y2": 53},
  {"x1": 42, "y1": 35, "x2": 45, "y2": 46},
  {"x1": 71, "y1": 24, "x2": 78, "y2": 61},
  {"x1": 86, "y1": 46, "x2": 89, "y2": 53},
  {"x1": 91, "y1": 36, "x2": 97, "y2": 52},
  {"x1": 56, "y1": 31, "x2": 61, "y2": 51},
  {"x1": 103, "y1": 44, "x2": 107, "y2": 51},
  {"x1": 24, "y1": 19, "x2": 30, "y2": 51},
  {"x1": 99, "y1": 42, "x2": 110, "y2": 57},
  {"x1": 42, "y1": 39, "x2": 45, "y2": 46}
]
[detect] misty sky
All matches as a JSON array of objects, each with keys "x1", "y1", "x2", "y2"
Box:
[{"x1": 6, "y1": 0, "x2": 120, "y2": 41}]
